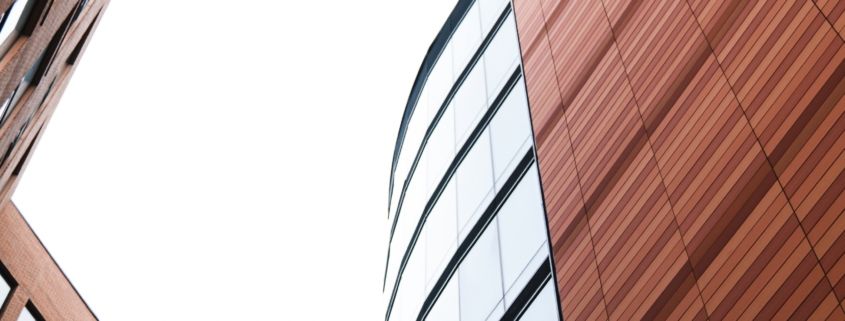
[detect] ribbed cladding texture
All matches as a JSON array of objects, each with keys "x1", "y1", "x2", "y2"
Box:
[
  {"x1": 514, "y1": 0, "x2": 845, "y2": 320},
  {"x1": 0, "y1": 0, "x2": 109, "y2": 320}
]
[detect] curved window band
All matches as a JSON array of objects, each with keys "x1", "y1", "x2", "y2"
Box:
[
  {"x1": 385, "y1": 3, "x2": 514, "y2": 289},
  {"x1": 415, "y1": 148, "x2": 537, "y2": 321},
  {"x1": 385, "y1": 69, "x2": 523, "y2": 321}
]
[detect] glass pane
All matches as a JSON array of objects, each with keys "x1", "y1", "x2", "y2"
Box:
[
  {"x1": 489, "y1": 79, "x2": 531, "y2": 188},
  {"x1": 424, "y1": 181, "x2": 457, "y2": 288},
  {"x1": 497, "y1": 165, "x2": 549, "y2": 291},
  {"x1": 425, "y1": 106, "x2": 455, "y2": 193},
  {"x1": 452, "y1": 62, "x2": 488, "y2": 145},
  {"x1": 425, "y1": 275, "x2": 460, "y2": 321},
  {"x1": 456, "y1": 131, "x2": 494, "y2": 236},
  {"x1": 451, "y1": 2, "x2": 482, "y2": 78},
  {"x1": 459, "y1": 220, "x2": 504, "y2": 321},
  {"x1": 426, "y1": 47, "x2": 455, "y2": 123},
  {"x1": 394, "y1": 234, "x2": 426, "y2": 321},
  {"x1": 519, "y1": 281, "x2": 561, "y2": 321},
  {"x1": 479, "y1": 0, "x2": 510, "y2": 33},
  {"x1": 483, "y1": 14, "x2": 520, "y2": 104}
]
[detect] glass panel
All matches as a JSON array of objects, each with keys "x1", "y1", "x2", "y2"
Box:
[
  {"x1": 426, "y1": 47, "x2": 455, "y2": 125},
  {"x1": 479, "y1": 0, "x2": 509, "y2": 33},
  {"x1": 489, "y1": 79, "x2": 531, "y2": 189},
  {"x1": 386, "y1": 171, "x2": 427, "y2": 297},
  {"x1": 394, "y1": 236, "x2": 426, "y2": 321},
  {"x1": 455, "y1": 131, "x2": 494, "y2": 237},
  {"x1": 497, "y1": 164, "x2": 549, "y2": 291},
  {"x1": 450, "y1": 2, "x2": 482, "y2": 78},
  {"x1": 518, "y1": 281, "x2": 561, "y2": 321},
  {"x1": 483, "y1": 14, "x2": 520, "y2": 104},
  {"x1": 452, "y1": 62, "x2": 488, "y2": 146},
  {"x1": 425, "y1": 106, "x2": 455, "y2": 193},
  {"x1": 425, "y1": 275, "x2": 460, "y2": 321},
  {"x1": 424, "y1": 181, "x2": 457, "y2": 288},
  {"x1": 459, "y1": 220, "x2": 504, "y2": 321}
]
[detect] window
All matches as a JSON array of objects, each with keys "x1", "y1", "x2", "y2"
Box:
[
  {"x1": 425, "y1": 277, "x2": 459, "y2": 321},
  {"x1": 489, "y1": 79, "x2": 531, "y2": 188},
  {"x1": 17, "y1": 302, "x2": 44, "y2": 321},
  {"x1": 455, "y1": 131, "x2": 494, "y2": 237},
  {"x1": 458, "y1": 219, "x2": 505, "y2": 321},
  {"x1": 497, "y1": 165, "x2": 550, "y2": 297},
  {"x1": 517, "y1": 281, "x2": 560, "y2": 321}
]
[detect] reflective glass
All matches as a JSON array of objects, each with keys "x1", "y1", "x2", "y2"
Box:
[
  {"x1": 489, "y1": 79, "x2": 531, "y2": 188},
  {"x1": 452, "y1": 62, "x2": 488, "y2": 145},
  {"x1": 519, "y1": 281, "x2": 561, "y2": 321},
  {"x1": 394, "y1": 234, "x2": 426, "y2": 321},
  {"x1": 387, "y1": 171, "x2": 427, "y2": 296},
  {"x1": 479, "y1": 0, "x2": 510, "y2": 33},
  {"x1": 425, "y1": 275, "x2": 460, "y2": 321},
  {"x1": 424, "y1": 181, "x2": 457, "y2": 288},
  {"x1": 483, "y1": 14, "x2": 520, "y2": 103},
  {"x1": 426, "y1": 47, "x2": 455, "y2": 124},
  {"x1": 455, "y1": 131, "x2": 494, "y2": 236},
  {"x1": 425, "y1": 106, "x2": 455, "y2": 193},
  {"x1": 451, "y1": 2, "x2": 482, "y2": 78},
  {"x1": 459, "y1": 220, "x2": 504, "y2": 321},
  {"x1": 497, "y1": 165, "x2": 549, "y2": 291}
]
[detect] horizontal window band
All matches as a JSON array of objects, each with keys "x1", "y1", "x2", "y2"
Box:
[
  {"x1": 385, "y1": 3, "x2": 514, "y2": 289},
  {"x1": 388, "y1": 0, "x2": 477, "y2": 212},
  {"x1": 387, "y1": 0, "x2": 513, "y2": 223},
  {"x1": 388, "y1": 0, "x2": 512, "y2": 217},
  {"x1": 502, "y1": 257, "x2": 553, "y2": 321},
  {"x1": 415, "y1": 149, "x2": 537, "y2": 321},
  {"x1": 384, "y1": 67, "x2": 523, "y2": 318}
]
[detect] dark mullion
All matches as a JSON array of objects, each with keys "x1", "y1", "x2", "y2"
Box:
[{"x1": 501, "y1": 258, "x2": 553, "y2": 321}]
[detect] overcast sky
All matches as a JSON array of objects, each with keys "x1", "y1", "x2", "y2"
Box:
[{"x1": 11, "y1": 1, "x2": 459, "y2": 320}]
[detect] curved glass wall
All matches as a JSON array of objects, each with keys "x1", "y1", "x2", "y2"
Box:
[{"x1": 385, "y1": 1, "x2": 562, "y2": 320}]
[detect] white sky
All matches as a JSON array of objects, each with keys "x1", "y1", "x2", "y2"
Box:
[{"x1": 12, "y1": 1, "x2": 459, "y2": 320}]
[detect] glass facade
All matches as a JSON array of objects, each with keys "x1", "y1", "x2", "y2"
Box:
[{"x1": 385, "y1": 1, "x2": 561, "y2": 320}]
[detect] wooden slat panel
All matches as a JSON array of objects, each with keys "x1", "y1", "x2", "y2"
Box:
[
  {"x1": 514, "y1": 0, "x2": 845, "y2": 319},
  {"x1": 813, "y1": 0, "x2": 845, "y2": 39},
  {"x1": 689, "y1": 0, "x2": 845, "y2": 308},
  {"x1": 514, "y1": 1, "x2": 610, "y2": 320}
]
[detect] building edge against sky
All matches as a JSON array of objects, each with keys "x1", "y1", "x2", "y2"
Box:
[
  {"x1": 0, "y1": 0, "x2": 108, "y2": 320},
  {"x1": 388, "y1": 0, "x2": 845, "y2": 320}
]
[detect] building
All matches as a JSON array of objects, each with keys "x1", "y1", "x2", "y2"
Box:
[
  {"x1": 386, "y1": 0, "x2": 845, "y2": 320},
  {"x1": 0, "y1": 0, "x2": 108, "y2": 320}
]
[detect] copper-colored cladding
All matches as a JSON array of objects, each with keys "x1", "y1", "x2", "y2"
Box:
[
  {"x1": 514, "y1": 0, "x2": 845, "y2": 320},
  {"x1": 0, "y1": 0, "x2": 108, "y2": 320}
]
